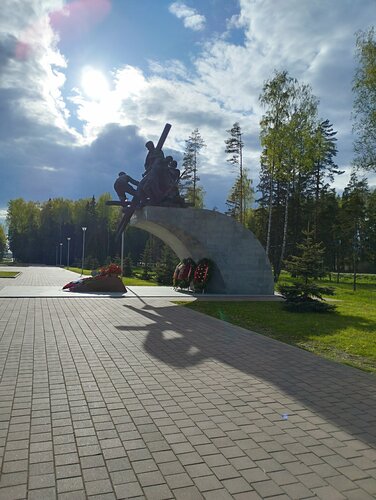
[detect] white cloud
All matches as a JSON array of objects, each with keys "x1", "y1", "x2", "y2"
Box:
[
  {"x1": 0, "y1": 0, "x2": 79, "y2": 143},
  {"x1": 226, "y1": 14, "x2": 246, "y2": 30},
  {"x1": 27, "y1": 0, "x2": 376, "y2": 206},
  {"x1": 34, "y1": 165, "x2": 59, "y2": 171},
  {"x1": 1, "y1": 0, "x2": 375, "y2": 214},
  {"x1": 169, "y1": 2, "x2": 206, "y2": 31}
]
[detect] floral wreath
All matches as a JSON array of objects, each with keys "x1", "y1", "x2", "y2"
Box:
[
  {"x1": 173, "y1": 258, "x2": 196, "y2": 289},
  {"x1": 193, "y1": 258, "x2": 213, "y2": 292}
]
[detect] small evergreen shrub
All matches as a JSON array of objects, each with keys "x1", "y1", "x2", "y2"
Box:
[
  {"x1": 122, "y1": 255, "x2": 133, "y2": 277},
  {"x1": 278, "y1": 283, "x2": 336, "y2": 312},
  {"x1": 278, "y1": 230, "x2": 336, "y2": 313}
]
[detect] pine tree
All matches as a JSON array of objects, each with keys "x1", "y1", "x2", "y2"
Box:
[
  {"x1": 225, "y1": 169, "x2": 253, "y2": 223},
  {"x1": 308, "y1": 119, "x2": 342, "y2": 238},
  {"x1": 180, "y1": 129, "x2": 206, "y2": 207},
  {"x1": 364, "y1": 189, "x2": 376, "y2": 270},
  {"x1": 225, "y1": 122, "x2": 245, "y2": 224},
  {"x1": 339, "y1": 172, "x2": 369, "y2": 290}
]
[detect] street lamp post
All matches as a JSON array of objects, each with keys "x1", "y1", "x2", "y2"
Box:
[
  {"x1": 81, "y1": 227, "x2": 87, "y2": 276},
  {"x1": 59, "y1": 242, "x2": 63, "y2": 266},
  {"x1": 67, "y1": 237, "x2": 71, "y2": 269},
  {"x1": 55, "y1": 245, "x2": 58, "y2": 266},
  {"x1": 120, "y1": 231, "x2": 124, "y2": 277}
]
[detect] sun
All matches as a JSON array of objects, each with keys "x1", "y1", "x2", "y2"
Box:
[{"x1": 80, "y1": 67, "x2": 110, "y2": 100}]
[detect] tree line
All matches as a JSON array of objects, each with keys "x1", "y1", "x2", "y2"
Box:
[
  {"x1": 178, "y1": 28, "x2": 376, "y2": 279},
  {"x1": 3, "y1": 28, "x2": 376, "y2": 277}
]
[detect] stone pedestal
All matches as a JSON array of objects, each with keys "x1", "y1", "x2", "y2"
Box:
[{"x1": 130, "y1": 207, "x2": 274, "y2": 295}]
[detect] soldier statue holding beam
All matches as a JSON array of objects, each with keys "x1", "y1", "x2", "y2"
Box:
[{"x1": 108, "y1": 123, "x2": 185, "y2": 238}]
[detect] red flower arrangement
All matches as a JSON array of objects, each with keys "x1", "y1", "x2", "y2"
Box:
[
  {"x1": 63, "y1": 262, "x2": 126, "y2": 293},
  {"x1": 99, "y1": 263, "x2": 122, "y2": 276}
]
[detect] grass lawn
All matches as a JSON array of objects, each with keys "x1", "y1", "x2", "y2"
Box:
[
  {"x1": 0, "y1": 271, "x2": 19, "y2": 278},
  {"x1": 66, "y1": 267, "x2": 158, "y2": 286},
  {"x1": 122, "y1": 276, "x2": 158, "y2": 286},
  {"x1": 184, "y1": 274, "x2": 376, "y2": 374}
]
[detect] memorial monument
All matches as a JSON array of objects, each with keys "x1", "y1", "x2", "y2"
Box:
[{"x1": 107, "y1": 124, "x2": 274, "y2": 295}]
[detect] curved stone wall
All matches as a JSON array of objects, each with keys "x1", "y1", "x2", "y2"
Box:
[{"x1": 130, "y1": 206, "x2": 274, "y2": 295}]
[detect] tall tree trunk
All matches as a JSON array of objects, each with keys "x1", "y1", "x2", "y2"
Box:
[
  {"x1": 193, "y1": 149, "x2": 197, "y2": 206},
  {"x1": 314, "y1": 162, "x2": 320, "y2": 241},
  {"x1": 265, "y1": 171, "x2": 274, "y2": 256},
  {"x1": 275, "y1": 185, "x2": 290, "y2": 281},
  {"x1": 239, "y1": 132, "x2": 243, "y2": 225}
]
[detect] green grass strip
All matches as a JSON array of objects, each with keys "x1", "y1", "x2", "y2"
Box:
[
  {"x1": 66, "y1": 267, "x2": 157, "y2": 286},
  {"x1": 184, "y1": 279, "x2": 376, "y2": 374},
  {"x1": 0, "y1": 271, "x2": 20, "y2": 278}
]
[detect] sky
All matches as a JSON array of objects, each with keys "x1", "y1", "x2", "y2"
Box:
[{"x1": 1, "y1": 0, "x2": 375, "y2": 225}]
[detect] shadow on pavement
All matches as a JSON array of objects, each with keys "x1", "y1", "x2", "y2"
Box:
[{"x1": 117, "y1": 302, "x2": 376, "y2": 448}]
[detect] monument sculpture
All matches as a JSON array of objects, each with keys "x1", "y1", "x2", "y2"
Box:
[
  {"x1": 107, "y1": 123, "x2": 187, "y2": 238},
  {"x1": 107, "y1": 123, "x2": 275, "y2": 295}
]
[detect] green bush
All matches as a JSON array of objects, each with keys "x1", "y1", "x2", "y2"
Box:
[
  {"x1": 278, "y1": 282, "x2": 336, "y2": 312},
  {"x1": 122, "y1": 255, "x2": 133, "y2": 277}
]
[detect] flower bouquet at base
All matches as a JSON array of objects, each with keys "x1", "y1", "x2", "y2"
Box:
[{"x1": 63, "y1": 263, "x2": 126, "y2": 293}]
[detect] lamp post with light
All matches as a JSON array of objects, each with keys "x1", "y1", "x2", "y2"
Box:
[
  {"x1": 81, "y1": 227, "x2": 87, "y2": 276},
  {"x1": 59, "y1": 242, "x2": 63, "y2": 266},
  {"x1": 67, "y1": 237, "x2": 71, "y2": 269}
]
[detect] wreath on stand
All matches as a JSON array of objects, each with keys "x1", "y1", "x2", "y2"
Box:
[
  {"x1": 173, "y1": 258, "x2": 196, "y2": 290},
  {"x1": 173, "y1": 257, "x2": 214, "y2": 293},
  {"x1": 193, "y1": 258, "x2": 213, "y2": 293}
]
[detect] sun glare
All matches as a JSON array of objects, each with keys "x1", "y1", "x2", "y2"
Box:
[{"x1": 81, "y1": 67, "x2": 110, "y2": 100}]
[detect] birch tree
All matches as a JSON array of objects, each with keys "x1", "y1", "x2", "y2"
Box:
[
  {"x1": 259, "y1": 70, "x2": 319, "y2": 280},
  {"x1": 353, "y1": 27, "x2": 376, "y2": 171}
]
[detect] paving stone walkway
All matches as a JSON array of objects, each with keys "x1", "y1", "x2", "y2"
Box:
[{"x1": 0, "y1": 267, "x2": 375, "y2": 499}]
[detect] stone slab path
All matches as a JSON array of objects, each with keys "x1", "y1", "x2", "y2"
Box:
[
  {"x1": 0, "y1": 267, "x2": 282, "y2": 300},
  {"x1": 0, "y1": 267, "x2": 375, "y2": 499}
]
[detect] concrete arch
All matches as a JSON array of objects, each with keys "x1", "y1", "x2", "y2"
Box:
[{"x1": 130, "y1": 206, "x2": 274, "y2": 295}]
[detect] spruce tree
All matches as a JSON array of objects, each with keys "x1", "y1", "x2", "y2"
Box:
[
  {"x1": 278, "y1": 230, "x2": 335, "y2": 312},
  {"x1": 141, "y1": 239, "x2": 153, "y2": 280},
  {"x1": 155, "y1": 245, "x2": 179, "y2": 285},
  {"x1": 123, "y1": 253, "x2": 133, "y2": 277}
]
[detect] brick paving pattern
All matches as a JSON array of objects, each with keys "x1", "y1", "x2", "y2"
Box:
[
  {"x1": 0, "y1": 267, "x2": 76, "y2": 288},
  {"x1": 0, "y1": 267, "x2": 375, "y2": 499}
]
